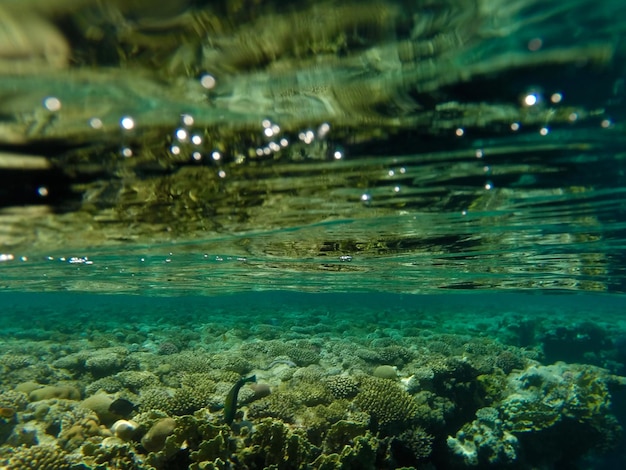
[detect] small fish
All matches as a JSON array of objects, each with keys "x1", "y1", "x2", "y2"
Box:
[
  {"x1": 109, "y1": 398, "x2": 137, "y2": 417},
  {"x1": 0, "y1": 407, "x2": 16, "y2": 419},
  {"x1": 223, "y1": 375, "x2": 256, "y2": 425}
]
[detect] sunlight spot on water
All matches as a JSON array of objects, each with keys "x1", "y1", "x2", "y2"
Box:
[
  {"x1": 43, "y1": 96, "x2": 61, "y2": 112},
  {"x1": 550, "y1": 93, "x2": 563, "y2": 103},
  {"x1": 200, "y1": 74, "x2": 216, "y2": 89},
  {"x1": 528, "y1": 38, "x2": 543, "y2": 51},
  {"x1": 523, "y1": 93, "x2": 539, "y2": 107},
  {"x1": 318, "y1": 122, "x2": 330, "y2": 138},
  {"x1": 120, "y1": 116, "x2": 135, "y2": 130},
  {"x1": 181, "y1": 114, "x2": 194, "y2": 126}
]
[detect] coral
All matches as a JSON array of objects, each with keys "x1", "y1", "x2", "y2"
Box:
[
  {"x1": 313, "y1": 433, "x2": 379, "y2": 470},
  {"x1": 58, "y1": 416, "x2": 106, "y2": 451},
  {"x1": 141, "y1": 417, "x2": 177, "y2": 452},
  {"x1": 447, "y1": 406, "x2": 518, "y2": 467},
  {"x1": 495, "y1": 350, "x2": 526, "y2": 374},
  {"x1": 240, "y1": 418, "x2": 314, "y2": 469},
  {"x1": 145, "y1": 373, "x2": 219, "y2": 416},
  {"x1": 51, "y1": 347, "x2": 135, "y2": 378},
  {"x1": 29, "y1": 385, "x2": 81, "y2": 402},
  {"x1": 208, "y1": 354, "x2": 253, "y2": 375},
  {"x1": 242, "y1": 340, "x2": 320, "y2": 367},
  {"x1": 0, "y1": 390, "x2": 29, "y2": 412},
  {"x1": 115, "y1": 370, "x2": 160, "y2": 393},
  {"x1": 85, "y1": 349, "x2": 131, "y2": 378},
  {"x1": 325, "y1": 375, "x2": 359, "y2": 399},
  {"x1": 354, "y1": 376, "x2": 418, "y2": 434},
  {"x1": 82, "y1": 439, "x2": 142, "y2": 469},
  {"x1": 501, "y1": 363, "x2": 617, "y2": 434},
  {"x1": 157, "y1": 342, "x2": 179, "y2": 355},
  {"x1": 372, "y1": 365, "x2": 398, "y2": 380},
  {"x1": 322, "y1": 419, "x2": 369, "y2": 454},
  {"x1": 24, "y1": 397, "x2": 96, "y2": 445},
  {"x1": 0, "y1": 444, "x2": 73, "y2": 469},
  {"x1": 80, "y1": 392, "x2": 118, "y2": 425},
  {"x1": 142, "y1": 413, "x2": 236, "y2": 468},
  {"x1": 445, "y1": 363, "x2": 626, "y2": 468},
  {"x1": 85, "y1": 377, "x2": 123, "y2": 395},
  {"x1": 0, "y1": 354, "x2": 36, "y2": 370},
  {"x1": 139, "y1": 388, "x2": 177, "y2": 414},
  {"x1": 293, "y1": 381, "x2": 333, "y2": 408},
  {"x1": 164, "y1": 351, "x2": 212, "y2": 373},
  {"x1": 391, "y1": 426, "x2": 434, "y2": 462},
  {"x1": 247, "y1": 390, "x2": 300, "y2": 423},
  {"x1": 377, "y1": 346, "x2": 415, "y2": 367}
]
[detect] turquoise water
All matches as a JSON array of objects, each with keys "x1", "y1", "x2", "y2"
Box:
[{"x1": 2, "y1": 0, "x2": 626, "y2": 469}]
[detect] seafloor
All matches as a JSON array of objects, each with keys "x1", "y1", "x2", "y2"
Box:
[{"x1": 1, "y1": 292, "x2": 625, "y2": 469}]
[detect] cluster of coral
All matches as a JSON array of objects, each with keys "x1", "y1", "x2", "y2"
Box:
[{"x1": 1, "y1": 302, "x2": 625, "y2": 469}]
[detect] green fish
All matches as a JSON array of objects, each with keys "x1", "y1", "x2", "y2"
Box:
[{"x1": 223, "y1": 375, "x2": 256, "y2": 425}]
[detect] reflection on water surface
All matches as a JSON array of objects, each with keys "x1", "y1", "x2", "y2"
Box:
[{"x1": 0, "y1": 0, "x2": 625, "y2": 293}]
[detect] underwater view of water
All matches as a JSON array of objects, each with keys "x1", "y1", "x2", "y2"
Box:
[{"x1": 1, "y1": 0, "x2": 626, "y2": 469}]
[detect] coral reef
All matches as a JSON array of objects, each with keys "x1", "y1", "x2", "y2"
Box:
[{"x1": 1, "y1": 294, "x2": 625, "y2": 469}]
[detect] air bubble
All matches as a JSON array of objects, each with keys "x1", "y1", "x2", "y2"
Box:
[{"x1": 120, "y1": 116, "x2": 135, "y2": 130}]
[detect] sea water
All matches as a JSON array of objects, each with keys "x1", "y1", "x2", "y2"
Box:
[{"x1": 2, "y1": 1, "x2": 626, "y2": 469}]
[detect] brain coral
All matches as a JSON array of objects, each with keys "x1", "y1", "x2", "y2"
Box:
[{"x1": 354, "y1": 376, "x2": 418, "y2": 434}]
